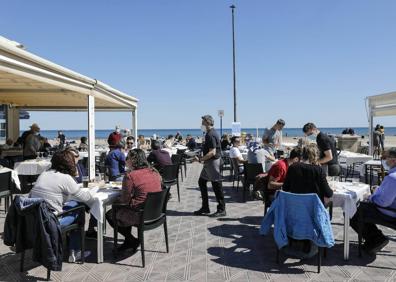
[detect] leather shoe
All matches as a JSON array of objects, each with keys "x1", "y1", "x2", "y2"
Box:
[
  {"x1": 193, "y1": 207, "x2": 210, "y2": 216},
  {"x1": 209, "y1": 210, "x2": 226, "y2": 218}
]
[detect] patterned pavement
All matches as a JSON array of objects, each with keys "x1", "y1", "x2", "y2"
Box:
[{"x1": 0, "y1": 162, "x2": 396, "y2": 281}]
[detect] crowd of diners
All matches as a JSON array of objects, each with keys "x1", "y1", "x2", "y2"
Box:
[{"x1": 2, "y1": 118, "x2": 396, "y2": 264}]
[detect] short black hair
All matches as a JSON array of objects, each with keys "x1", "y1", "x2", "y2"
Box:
[
  {"x1": 289, "y1": 148, "x2": 302, "y2": 159},
  {"x1": 230, "y1": 136, "x2": 240, "y2": 144},
  {"x1": 151, "y1": 140, "x2": 161, "y2": 150},
  {"x1": 80, "y1": 136, "x2": 87, "y2": 143},
  {"x1": 126, "y1": 136, "x2": 135, "y2": 141},
  {"x1": 303, "y1": 122, "x2": 317, "y2": 133}
]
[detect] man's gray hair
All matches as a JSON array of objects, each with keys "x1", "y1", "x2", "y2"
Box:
[{"x1": 201, "y1": 115, "x2": 214, "y2": 126}]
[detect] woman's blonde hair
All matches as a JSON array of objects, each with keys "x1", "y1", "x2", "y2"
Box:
[{"x1": 302, "y1": 143, "x2": 320, "y2": 165}]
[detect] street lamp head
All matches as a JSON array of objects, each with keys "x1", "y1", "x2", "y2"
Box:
[{"x1": 230, "y1": 5, "x2": 236, "y2": 9}]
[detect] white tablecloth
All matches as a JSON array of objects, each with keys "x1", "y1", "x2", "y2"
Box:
[
  {"x1": 0, "y1": 167, "x2": 21, "y2": 190},
  {"x1": 14, "y1": 159, "x2": 52, "y2": 175},
  {"x1": 281, "y1": 142, "x2": 297, "y2": 148},
  {"x1": 331, "y1": 182, "x2": 371, "y2": 218},
  {"x1": 78, "y1": 151, "x2": 102, "y2": 160},
  {"x1": 338, "y1": 151, "x2": 373, "y2": 166},
  {"x1": 360, "y1": 159, "x2": 382, "y2": 177},
  {"x1": 75, "y1": 187, "x2": 121, "y2": 223}
]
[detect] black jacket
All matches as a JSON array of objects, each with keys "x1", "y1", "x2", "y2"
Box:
[
  {"x1": 3, "y1": 196, "x2": 63, "y2": 271},
  {"x1": 283, "y1": 162, "x2": 333, "y2": 202}
]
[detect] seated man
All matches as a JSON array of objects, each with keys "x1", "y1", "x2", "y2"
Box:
[
  {"x1": 252, "y1": 147, "x2": 301, "y2": 200},
  {"x1": 186, "y1": 134, "x2": 197, "y2": 150},
  {"x1": 267, "y1": 147, "x2": 302, "y2": 191},
  {"x1": 229, "y1": 136, "x2": 247, "y2": 174},
  {"x1": 78, "y1": 136, "x2": 88, "y2": 152},
  {"x1": 147, "y1": 140, "x2": 172, "y2": 172},
  {"x1": 350, "y1": 148, "x2": 396, "y2": 255},
  {"x1": 105, "y1": 143, "x2": 126, "y2": 181},
  {"x1": 125, "y1": 136, "x2": 136, "y2": 153}
]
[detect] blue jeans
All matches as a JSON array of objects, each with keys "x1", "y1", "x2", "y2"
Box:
[{"x1": 59, "y1": 201, "x2": 81, "y2": 251}]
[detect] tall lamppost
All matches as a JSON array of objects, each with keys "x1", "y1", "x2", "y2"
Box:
[
  {"x1": 218, "y1": 110, "x2": 224, "y2": 136},
  {"x1": 230, "y1": 4, "x2": 237, "y2": 122}
]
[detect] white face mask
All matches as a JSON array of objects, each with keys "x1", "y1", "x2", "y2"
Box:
[
  {"x1": 201, "y1": 125, "x2": 207, "y2": 133},
  {"x1": 116, "y1": 129, "x2": 120, "y2": 133},
  {"x1": 382, "y1": 159, "x2": 391, "y2": 171}
]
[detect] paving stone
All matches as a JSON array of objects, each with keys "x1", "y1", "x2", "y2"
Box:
[{"x1": 1, "y1": 162, "x2": 396, "y2": 281}]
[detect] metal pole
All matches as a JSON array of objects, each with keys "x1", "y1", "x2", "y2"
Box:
[
  {"x1": 230, "y1": 5, "x2": 237, "y2": 122},
  {"x1": 220, "y1": 117, "x2": 223, "y2": 137}
]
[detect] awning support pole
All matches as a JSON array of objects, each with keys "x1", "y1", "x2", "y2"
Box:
[
  {"x1": 132, "y1": 108, "x2": 137, "y2": 141},
  {"x1": 88, "y1": 95, "x2": 96, "y2": 180}
]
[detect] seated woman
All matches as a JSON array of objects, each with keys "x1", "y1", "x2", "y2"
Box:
[
  {"x1": 106, "y1": 149, "x2": 162, "y2": 253},
  {"x1": 29, "y1": 150, "x2": 94, "y2": 263},
  {"x1": 283, "y1": 143, "x2": 333, "y2": 203}
]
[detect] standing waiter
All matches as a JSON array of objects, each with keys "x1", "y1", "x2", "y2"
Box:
[{"x1": 194, "y1": 115, "x2": 226, "y2": 217}]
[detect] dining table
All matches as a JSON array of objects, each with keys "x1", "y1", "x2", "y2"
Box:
[
  {"x1": 338, "y1": 151, "x2": 373, "y2": 180},
  {"x1": 14, "y1": 158, "x2": 52, "y2": 176},
  {"x1": 71, "y1": 183, "x2": 122, "y2": 263},
  {"x1": 330, "y1": 181, "x2": 371, "y2": 260},
  {"x1": 0, "y1": 166, "x2": 21, "y2": 190}
]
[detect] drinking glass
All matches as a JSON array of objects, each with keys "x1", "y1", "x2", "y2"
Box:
[{"x1": 82, "y1": 176, "x2": 89, "y2": 188}]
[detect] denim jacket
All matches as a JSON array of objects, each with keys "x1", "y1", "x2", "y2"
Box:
[{"x1": 260, "y1": 191, "x2": 335, "y2": 249}]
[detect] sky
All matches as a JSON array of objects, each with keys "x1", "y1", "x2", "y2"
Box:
[{"x1": 2, "y1": 0, "x2": 396, "y2": 130}]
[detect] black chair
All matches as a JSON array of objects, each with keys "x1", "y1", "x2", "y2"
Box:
[
  {"x1": 243, "y1": 163, "x2": 264, "y2": 202},
  {"x1": 171, "y1": 154, "x2": 183, "y2": 182},
  {"x1": 161, "y1": 164, "x2": 180, "y2": 202},
  {"x1": 18, "y1": 201, "x2": 86, "y2": 281},
  {"x1": 0, "y1": 171, "x2": 12, "y2": 213},
  {"x1": 220, "y1": 154, "x2": 232, "y2": 177},
  {"x1": 358, "y1": 201, "x2": 396, "y2": 257},
  {"x1": 176, "y1": 149, "x2": 187, "y2": 178},
  {"x1": 230, "y1": 158, "x2": 243, "y2": 191},
  {"x1": 112, "y1": 187, "x2": 170, "y2": 268}
]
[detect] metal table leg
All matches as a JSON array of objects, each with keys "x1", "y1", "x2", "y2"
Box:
[
  {"x1": 97, "y1": 205, "x2": 104, "y2": 263},
  {"x1": 344, "y1": 214, "x2": 350, "y2": 260}
]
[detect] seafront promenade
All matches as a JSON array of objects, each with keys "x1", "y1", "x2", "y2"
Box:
[{"x1": 1, "y1": 162, "x2": 395, "y2": 282}]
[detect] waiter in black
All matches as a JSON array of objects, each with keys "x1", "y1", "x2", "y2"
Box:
[
  {"x1": 194, "y1": 115, "x2": 226, "y2": 217},
  {"x1": 303, "y1": 122, "x2": 340, "y2": 176}
]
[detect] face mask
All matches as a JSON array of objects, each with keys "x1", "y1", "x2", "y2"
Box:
[
  {"x1": 308, "y1": 133, "x2": 317, "y2": 141},
  {"x1": 201, "y1": 125, "x2": 207, "y2": 133},
  {"x1": 382, "y1": 159, "x2": 391, "y2": 171},
  {"x1": 116, "y1": 129, "x2": 120, "y2": 133},
  {"x1": 34, "y1": 132, "x2": 39, "y2": 136}
]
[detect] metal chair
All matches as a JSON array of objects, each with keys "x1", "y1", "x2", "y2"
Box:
[
  {"x1": 112, "y1": 187, "x2": 170, "y2": 267},
  {"x1": 230, "y1": 158, "x2": 243, "y2": 191},
  {"x1": 0, "y1": 171, "x2": 12, "y2": 213}
]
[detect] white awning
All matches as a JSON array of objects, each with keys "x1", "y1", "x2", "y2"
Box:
[
  {"x1": 0, "y1": 36, "x2": 138, "y2": 111},
  {"x1": 366, "y1": 91, "x2": 396, "y2": 154}
]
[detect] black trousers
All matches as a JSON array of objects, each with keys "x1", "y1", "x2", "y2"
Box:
[
  {"x1": 105, "y1": 210, "x2": 136, "y2": 241},
  {"x1": 198, "y1": 177, "x2": 225, "y2": 212},
  {"x1": 350, "y1": 203, "x2": 393, "y2": 243}
]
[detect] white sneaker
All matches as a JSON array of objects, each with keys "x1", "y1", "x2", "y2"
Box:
[{"x1": 68, "y1": 250, "x2": 91, "y2": 263}]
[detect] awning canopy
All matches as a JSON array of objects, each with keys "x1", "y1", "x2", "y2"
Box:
[
  {"x1": 367, "y1": 91, "x2": 396, "y2": 117},
  {"x1": 0, "y1": 36, "x2": 138, "y2": 111},
  {"x1": 366, "y1": 91, "x2": 396, "y2": 154}
]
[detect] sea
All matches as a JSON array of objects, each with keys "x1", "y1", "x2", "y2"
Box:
[{"x1": 31, "y1": 127, "x2": 396, "y2": 140}]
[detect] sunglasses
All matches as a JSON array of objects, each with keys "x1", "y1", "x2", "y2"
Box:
[{"x1": 127, "y1": 142, "x2": 134, "y2": 145}]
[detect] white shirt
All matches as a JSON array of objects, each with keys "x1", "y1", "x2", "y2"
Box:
[{"x1": 229, "y1": 146, "x2": 242, "y2": 159}]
